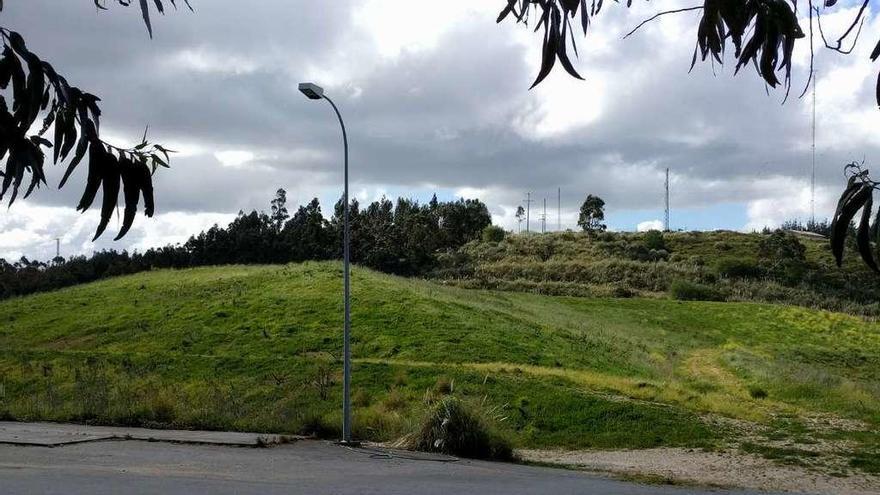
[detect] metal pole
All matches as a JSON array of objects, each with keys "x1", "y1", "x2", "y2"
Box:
[
  {"x1": 811, "y1": 71, "x2": 817, "y2": 225},
  {"x1": 665, "y1": 168, "x2": 670, "y2": 232},
  {"x1": 525, "y1": 192, "x2": 532, "y2": 233},
  {"x1": 542, "y1": 198, "x2": 546, "y2": 234},
  {"x1": 323, "y1": 95, "x2": 353, "y2": 445}
]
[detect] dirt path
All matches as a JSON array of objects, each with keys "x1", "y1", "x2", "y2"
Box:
[{"x1": 518, "y1": 448, "x2": 880, "y2": 495}]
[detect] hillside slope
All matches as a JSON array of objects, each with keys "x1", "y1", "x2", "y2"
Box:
[
  {"x1": 435, "y1": 230, "x2": 880, "y2": 316},
  {"x1": 0, "y1": 262, "x2": 878, "y2": 473}
]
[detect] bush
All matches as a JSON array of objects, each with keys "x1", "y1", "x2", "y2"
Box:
[
  {"x1": 670, "y1": 280, "x2": 724, "y2": 302},
  {"x1": 714, "y1": 241, "x2": 732, "y2": 252},
  {"x1": 715, "y1": 258, "x2": 762, "y2": 279},
  {"x1": 408, "y1": 396, "x2": 513, "y2": 460},
  {"x1": 481, "y1": 225, "x2": 506, "y2": 243},
  {"x1": 758, "y1": 231, "x2": 808, "y2": 285},
  {"x1": 644, "y1": 230, "x2": 667, "y2": 251},
  {"x1": 748, "y1": 385, "x2": 768, "y2": 400}
]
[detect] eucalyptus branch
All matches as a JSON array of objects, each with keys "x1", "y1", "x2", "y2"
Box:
[{"x1": 623, "y1": 6, "x2": 704, "y2": 40}]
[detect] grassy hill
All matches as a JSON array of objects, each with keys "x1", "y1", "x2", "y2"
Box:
[
  {"x1": 434, "y1": 230, "x2": 880, "y2": 316},
  {"x1": 0, "y1": 262, "x2": 878, "y2": 473}
]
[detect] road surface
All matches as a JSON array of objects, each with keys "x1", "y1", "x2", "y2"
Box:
[{"x1": 0, "y1": 438, "x2": 784, "y2": 495}]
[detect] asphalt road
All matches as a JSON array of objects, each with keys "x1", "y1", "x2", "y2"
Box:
[{"x1": 0, "y1": 439, "x2": 785, "y2": 495}]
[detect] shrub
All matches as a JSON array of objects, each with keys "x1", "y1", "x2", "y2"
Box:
[
  {"x1": 758, "y1": 230, "x2": 808, "y2": 285},
  {"x1": 644, "y1": 230, "x2": 667, "y2": 251},
  {"x1": 714, "y1": 241, "x2": 732, "y2": 252},
  {"x1": 481, "y1": 225, "x2": 506, "y2": 243},
  {"x1": 670, "y1": 280, "x2": 723, "y2": 302},
  {"x1": 748, "y1": 385, "x2": 768, "y2": 400},
  {"x1": 409, "y1": 396, "x2": 513, "y2": 460},
  {"x1": 715, "y1": 258, "x2": 762, "y2": 279},
  {"x1": 610, "y1": 285, "x2": 635, "y2": 298}
]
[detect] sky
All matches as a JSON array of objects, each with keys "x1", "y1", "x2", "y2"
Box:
[{"x1": 2, "y1": 0, "x2": 880, "y2": 260}]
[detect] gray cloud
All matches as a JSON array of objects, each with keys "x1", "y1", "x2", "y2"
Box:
[{"x1": 2, "y1": 0, "x2": 878, "y2": 257}]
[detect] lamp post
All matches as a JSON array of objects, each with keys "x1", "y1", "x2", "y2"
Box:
[{"x1": 299, "y1": 82, "x2": 355, "y2": 445}]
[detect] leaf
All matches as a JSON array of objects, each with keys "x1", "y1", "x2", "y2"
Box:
[
  {"x1": 53, "y1": 110, "x2": 65, "y2": 164},
  {"x1": 496, "y1": 0, "x2": 516, "y2": 23},
  {"x1": 831, "y1": 183, "x2": 873, "y2": 266},
  {"x1": 59, "y1": 111, "x2": 77, "y2": 162},
  {"x1": 560, "y1": 0, "x2": 580, "y2": 13},
  {"x1": 580, "y1": 0, "x2": 589, "y2": 35},
  {"x1": 856, "y1": 194, "x2": 879, "y2": 272},
  {"x1": 140, "y1": 0, "x2": 154, "y2": 38},
  {"x1": 556, "y1": 15, "x2": 584, "y2": 80},
  {"x1": 59, "y1": 134, "x2": 90, "y2": 188},
  {"x1": 115, "y1": 157, "x2": 142, "y2": 240},
  {"x1": 141, "y1": 162, "x2": 155, "y2": 217},
  {"x1": 530, "y1": 9, "x2": 560, "y2": 89},
  {"x1": 876, "y1": 71, "x2": 880, "y2": 109},
  {"x1": 77, "y1": 142, "x2": 105, "y2": 212},
  {"x1": 93, "y1": 151, "x2": 121, "y2": 241},
  {"x1": 871, "y1": 39, "x2": 880, "y2": 61}
]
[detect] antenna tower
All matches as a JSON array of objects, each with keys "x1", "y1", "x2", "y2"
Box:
[
  {"x1": 524, "y1": 192, "x2": 533, "y2": 233},
  {"x1": 664, "y1": 168, "x2": 670, "y2": 232}
]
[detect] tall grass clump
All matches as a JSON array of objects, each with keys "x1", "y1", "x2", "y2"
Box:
[
  {"x1": 670, "y1": 280, "x2": 724, "y2": 302},
  {"x1": 407, "y1": 396, "x2": 513, "y2": 461}
]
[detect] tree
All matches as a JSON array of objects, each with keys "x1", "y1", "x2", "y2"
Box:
[
  {"x1": 0, "y1": 1, "x2": 189, "y2": 240},
  {"x1": 515, "y1": 205, "x2": 525, "y2": 233},
  {"x1": 270, "y1": 188, "x2": 289, "y2": 231},
  {"x1": 577, "y1": 194, "x2": 605, "y2": 233}
]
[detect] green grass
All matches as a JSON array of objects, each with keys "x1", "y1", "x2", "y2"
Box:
[{"x1": 0, "y1": 262, "x2": 878, "y2": 470}]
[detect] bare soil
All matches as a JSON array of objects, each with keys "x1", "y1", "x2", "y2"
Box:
[{"x1": 518, "y1": 447, "x2": 880, "y2": 495}]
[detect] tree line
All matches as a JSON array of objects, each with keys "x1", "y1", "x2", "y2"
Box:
[{"x1": 0, "y1": 190, "x2": 491, "y2": 300}]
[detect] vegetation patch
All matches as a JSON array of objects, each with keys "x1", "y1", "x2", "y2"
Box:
[{"x1": 670, "y1": 280, "x2": 724, "y2": 302}]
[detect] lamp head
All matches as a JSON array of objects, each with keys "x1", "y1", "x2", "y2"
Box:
[{"x1": 298, "y1": 82, "x2": 324, "y2": 100}]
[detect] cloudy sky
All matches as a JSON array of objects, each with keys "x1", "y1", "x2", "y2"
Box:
[{"x1": 2, "y1": 0, "x2": 880, "y2": 260}]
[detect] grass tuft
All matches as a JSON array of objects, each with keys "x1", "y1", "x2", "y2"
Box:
[{"x1": 407, "y1": 396, "x2": 513, "y2": 461}]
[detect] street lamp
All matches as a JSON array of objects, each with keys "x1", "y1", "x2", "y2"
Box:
[{"x1": 299, "y1": 82, "x2": 356, "y2": 446}]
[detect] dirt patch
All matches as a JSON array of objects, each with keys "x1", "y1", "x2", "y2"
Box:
[{"x1": 518, "y1": 447, "x2": 880, "y2": 495}]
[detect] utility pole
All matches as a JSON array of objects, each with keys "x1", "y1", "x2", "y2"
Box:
[
  {"x1": 557, "y1": 187, "x2": 561, "y2": 231},
  {"x1": 524, "y1": 192, "x2": 533, "y2": 233},
  {"x1": 811, "y1": 70, "x2": 817, "y2": 225},
  {"x1": 664, "y1": 168, "x2": 670, "y2": 232},
  {"x1": 541, "y1": 198, "x2": 547, "y2": 234}
]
